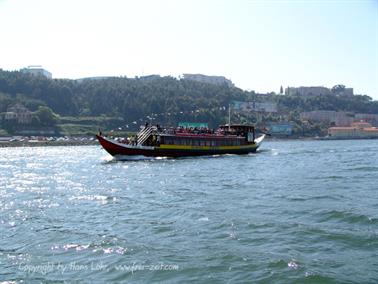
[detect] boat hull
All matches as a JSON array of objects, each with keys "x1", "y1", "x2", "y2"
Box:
[{"x1": 96, "y1": 135, "x2": 264, "y2": 158}]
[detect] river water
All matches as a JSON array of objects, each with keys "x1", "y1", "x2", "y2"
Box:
[{"x1": 0, "y1": 140, "x2": 377, "y2": 283}]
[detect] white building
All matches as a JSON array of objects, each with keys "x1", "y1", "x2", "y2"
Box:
[
  {"x1": 20, "y1": 66, "x2": 52, "y2": 79},
  {"x1": 182, "y1": 74, "x2": 234, "y2": 87}
]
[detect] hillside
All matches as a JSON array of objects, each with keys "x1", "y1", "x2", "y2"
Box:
[{"x1": 0, "y1": 69, "x2": 377, "y2": 136}]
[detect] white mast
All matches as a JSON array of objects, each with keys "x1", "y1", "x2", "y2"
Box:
[{"x1": 228, "y1": 103, "x2": 231, "y2": 131}]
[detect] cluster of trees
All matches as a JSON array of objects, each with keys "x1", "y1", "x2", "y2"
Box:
[
  {"x1": 0, "y1": 69, "x2": 377, "y2": 133},
  {"x1": 0, "y1": 70, "x2": 252, "y2": 129}
]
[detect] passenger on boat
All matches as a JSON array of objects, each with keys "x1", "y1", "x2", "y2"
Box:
[{"x1": 130, "y1": 136, "x2": 137, "y2": 146}]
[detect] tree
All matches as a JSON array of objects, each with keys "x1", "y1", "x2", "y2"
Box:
[
  {"x1": 34, "y1": 106, "x2": 59, "y2": 126},
  {"x1": 331, "y1": 84, "x2": 346, "y2": 94}
]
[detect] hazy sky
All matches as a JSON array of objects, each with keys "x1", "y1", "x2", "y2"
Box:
[{"x1": 1, "y1": 0, "x2": 377, "y2": 99}]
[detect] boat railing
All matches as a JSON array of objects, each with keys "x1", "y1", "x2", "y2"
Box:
[{"x1": 137, "y1": 126, "x2": 157, "y2": 145}]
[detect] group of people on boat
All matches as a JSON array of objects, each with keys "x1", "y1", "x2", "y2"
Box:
[
  {"x1": 144, "y1": 122, "x2": 220, "y2": 136},
  {"x1": 171, "y1": 126, "x2": 216, "y2": 135},
  {"x1": 114, "y1": 136, "x2": 137, "y2": 145}
]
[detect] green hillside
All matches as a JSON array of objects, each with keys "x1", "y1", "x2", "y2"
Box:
[{"x1": 0, "y1": 69, "x2": 377, "y2": 136}]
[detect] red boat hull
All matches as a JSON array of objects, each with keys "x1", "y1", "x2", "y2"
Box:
[{"x1": 96, "y1": 135, "x2": 263, "y2": 158}]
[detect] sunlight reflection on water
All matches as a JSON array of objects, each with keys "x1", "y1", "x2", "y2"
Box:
[{"x1": 0, "y1": 141, "x2": 377, "y2": 283}]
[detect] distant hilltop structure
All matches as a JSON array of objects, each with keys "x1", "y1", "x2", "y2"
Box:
[
  {"x1": 20, "y1": 65, "x2": 52, "y2": 79},
  {"x1": 137, "y1": 75, "x2": 161, "y2": 81},
  {"x1": 76, "y1": 76, "x2": 116, "y2": 83},
  {"x1": 285, "y1": 85, "x2": 353, "y2": 97},
  {"x1": 182, "y1": 74, "x2": 234, "y2": 87},
  {"x1": 76, "y1": 75, "x2": 162, "y2": 83}
]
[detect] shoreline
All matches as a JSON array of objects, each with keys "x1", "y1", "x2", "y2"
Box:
[
  {"x1": 0, "y1": 140, "x2": 99, "y2": 148},
  {"x1": 2, "y1": 136, "x2": 377, "y2": 148}
]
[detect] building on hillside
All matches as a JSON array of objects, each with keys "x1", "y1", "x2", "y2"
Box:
[
  {"x1": 285, "y1": 86, "x2": 331, "y2": 97},
  {"x1": 355, "y1": 113, "x2": 378, "y2": 126},
  {"x1": 232, "y1": 101, "x2": 277, "y2": 113},
  {"x1": 5, "y1": 104, "x2": 32, "y2": 124},
  {"x1": 328, "y1": 122, "x2": 378, "y2": 139},
  {"x1": 182, "y1": 74, "x2": 234, "y2": 87},
  {"x1": 300, "y1": 110, "x2": 353, "y2": 126},
  {"x1": 251, "y1": 102, "x2": 277, "y2": 113},
  {"x1": 20, "y1": 66, "x2": 52, "y2": 79},
  {"x1": 285, "y1": 86, "x2": 353, "y2": 97},
  {"x1": 267, "y1": 122, "x2": 293, "y2": 136}
]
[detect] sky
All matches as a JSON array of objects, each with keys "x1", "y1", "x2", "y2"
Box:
[{"x1": 0, "y1": 0, "x2": 377, "y2": 99}]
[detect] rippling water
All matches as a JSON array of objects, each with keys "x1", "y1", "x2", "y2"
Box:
[{"x1": 1, "y1": 140, "x2": 377, "y2": 283}]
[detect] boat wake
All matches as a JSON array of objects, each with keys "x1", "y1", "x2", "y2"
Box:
[
  {"x1": 102, "y1": 150, "x2": 265, "y2": 163},
  {"x1": 100, "y1": 155, "x2": 160, "y2": 163},
  {"x1": 114, "y1": 155, "x2": 167, "y2": 161}
]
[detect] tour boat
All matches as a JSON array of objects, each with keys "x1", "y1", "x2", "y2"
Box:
[{"x1": 96, "y1": 124, "x2": 265, "y2": 158}]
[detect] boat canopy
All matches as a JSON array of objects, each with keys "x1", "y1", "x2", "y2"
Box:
[
  {"x1": 178, "y1": 122, "x2": 208, "y2": 128},
  {"x1": 219, "y1": 124, "x2": 255, "y2": 133}
]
